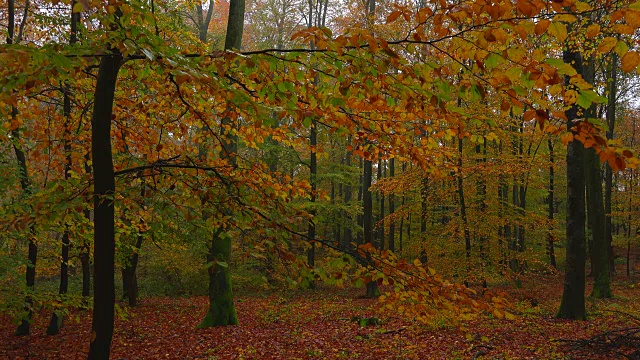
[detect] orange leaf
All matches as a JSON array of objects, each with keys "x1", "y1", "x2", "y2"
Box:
[
  {"x1": 534, "y1": 19, "x2": 551, "y2": 35},
  {"x1": 386, "y1": 10, "x2": 402, "y2": 24},
  {"x1": 621, "y1": 51, "x2": 640, "y2": 73},
  {"x1": 596, "y1": 37, "x2": 617, "y2": 54}
]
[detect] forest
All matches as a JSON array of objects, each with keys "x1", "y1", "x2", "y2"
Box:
[{"x1": 2, "y1": 0, "x2": 640, "y2": 358}]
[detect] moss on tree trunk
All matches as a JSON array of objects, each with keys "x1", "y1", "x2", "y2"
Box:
[{"x1": 198, "y1": 231, "x2": 238, "y2": 327}]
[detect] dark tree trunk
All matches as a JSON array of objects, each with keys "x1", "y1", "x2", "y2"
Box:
[
  {"x1": 585, "y1": 147, "x2": 611, "y2": 298},
  {"x1": 342, "y1": 144, "x2": 353, "y2": 249},
  {"x1": 377, "y1": 158, "x2": 384, "y2": 250},
  {"x1": 122, "y1": 229, "x2": 143, "y2": 307},
  {"x1": 307, "y1": 119, "x2": 317, "y2": 286},
  {"x1": 419, "y1": 176, "x2": 428, "y2": 264},
  {"x1": 48, "y1": 3, "x2": 79, "y2": 334},
  {"x1": 87, "y1": 52, "x2": 121, "y2": 359},
  {"x1": 605, "y1": 53, "x2": 617, "y2": 275},
  {"x1": 81, "y1": 154, "x2": 92, "y2": 303},
  {"x1": 388, "y1": 158, "x2": 395, "y2": 252},
  {"x1": 8, "y1": 0, "x2": 37, "y2": 337},
  {"x1": 557, "y1": 48, "x2": 586, "y2": 320},
  {"x1": 547, "y1": 139, "x2": 557, "y2": 269},
  {"x1": 456, "y1": 137, "x2": 471, "y2": 269}
]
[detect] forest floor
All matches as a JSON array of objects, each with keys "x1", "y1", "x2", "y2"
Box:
[{"x1": 3, "y1": 253, "x2": 640, "y2": 359}]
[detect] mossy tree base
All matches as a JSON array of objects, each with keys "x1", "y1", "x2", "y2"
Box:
[
  {"x1": 198, "y1": 231, "x2": 238, "y2": 328},
  {"x1": 591, "y1": 273, "x2": 613, "y2": 299}
]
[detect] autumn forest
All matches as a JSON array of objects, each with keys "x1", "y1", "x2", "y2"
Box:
[{"x1": 2, "y1": 0, "x2": 640, "y2": 358}]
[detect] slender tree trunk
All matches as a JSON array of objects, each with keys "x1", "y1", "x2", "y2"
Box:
[
  {"x1": 605, "y1": 53, "x2": 618, "y2": 275},
  {"x1": 363, "y1": 159, "x2": 379, "y2": 298},
  {"x1": 8, "y1": 0, "x2": 37, "y2": 337},
  {"x1": 81, "y1": 154, "x2": 92, "y2": 304},
  {"x1": 48, "y1": 2, "x2": 80, "y2": 334},
  {"x1": 547, "y1": 139, "x2": 557, "y2": 268},
  {"x1": 456, "y1": 137, "x2": 471, "y2": 271},
  {"x1": 557, "y1": 47, "x2": 586, "y2": 320},
  {"x1": 342, "y1": 144, "x2": 353, "y2": 248},
  {"x1": 377, "y1": 158, "x2": 384, "y2": 250},
  {"x1": 388, "y1": 158, "x2": 395, "y2": 252},
  {"x1": 307, "y1": 119, "x2": 317, "y2": 286},
  {"x1": 420, "y1": 176, "x2": 428, "y2": 264}
]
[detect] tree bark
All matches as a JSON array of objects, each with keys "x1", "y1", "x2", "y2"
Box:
[
  {"x1": 547, "y1": 139, "x2": 557, "y2": 269},
  {"x1": 557, "y1": 47, "x2": 586, "y2": 320},
  {"x1": 388, "y1": 158, "x2": 395, "y2": 252},
  {"x1": 604, "y1": 53, "x2": 618, "y2": 275},
  {"x1": 363, "y1": 159, "x2": 379, "y2": 298},
  {"x1": 198, "y1": 0, "x2": 244, "y2": 327},
  {"x1": 87, "y1": 51, "x2": 121, "y2": 359}
]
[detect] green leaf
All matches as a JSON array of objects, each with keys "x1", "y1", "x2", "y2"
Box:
[{"x1": 545, "y1": 58, "x2": 577, "y2": 76}]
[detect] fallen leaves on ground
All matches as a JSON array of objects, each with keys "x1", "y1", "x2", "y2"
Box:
[{"x1": 2, "y1": 270, "x2": 640, "y2": 359}]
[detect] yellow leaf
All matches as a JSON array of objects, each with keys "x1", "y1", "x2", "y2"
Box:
[
  {"x1": 534, "y1": 19, "x2": 551, "y2": 35},
  {"x1": 622, "y1": 51, "x2": 640, "y2": 72},
  {"x1": 586, "y1": 24, "x2": 600, "y2": 39},
  {"x1": 575, "y1": 1, "x2": 592, "y2": 11},
  {"x1": 72, "y1": 2, "x2": 84, "y2": 13},
  {"x1": 548, "y1": 22, "x2": 567, "y2": 42},
  {"x1": 596, "y1": 37, "x2": 618, "y2": 55}
]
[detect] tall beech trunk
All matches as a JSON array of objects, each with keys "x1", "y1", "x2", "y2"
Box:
[
  {"x1": 87, "y1": 51, "x2": 121, "y2": 359},
  {"x1": 48, "y1": 2, "x2": 79, "y2": 335},
  {"x1": 585, "y1": 146, "x2": 611, "y2": 298},
  {"x1": 419, "y1": 176, "x2": 428, "y2": 264},
  {"x1": 604, "y1": 53, "x2": 617, "y2": 274},
  {"x1": 377, "y1": 159, "x2": 384, "y2": 249},
  {"x1": 307, "y1": 119, "x2": 317, "y2": 285},
  {"x1": 81, "y1": 154, "x2": 92, "y2": 303},
  {"x1": 456, "y1": 137, "x2": 471, "y2": 269},
  {"x1": 8, "y1": 0, "x2": 37, "y2": 337},
  {"x1": 363, "y1": 159, "x2": 379, "y2": 298},
  {"x1": 557, "y1": 47, "x2": 586, "y2": 320},
  {"x1": 582, "y1": 55, "x2": 611, "y2": 298},
  {"x1": 198, "y1": 0, "x2": 244, "y2": 328},
  {"x1": 547, "y1": 139, "x2": 557, "y2": 269},
  {"x1": 388, "y1": 158, "x2": 395, "y2": 252},
  {"x1": 342, "y1": 144, "x2": 353, "y2": 249},
  {"x1": 122, "y1": 185, "x2": 144, "y2": 308}
]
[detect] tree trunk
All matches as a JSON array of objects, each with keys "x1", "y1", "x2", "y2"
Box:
[
  {"x1": 605, "y1": 53, "x2": 618, "y2": 275},
  {"x1": 87, "y1": 52, "x2": 121, "y2": 360},
  {"x1": 363, "y1": 159, "x2": 379, "y2": 298},
  {"x1": 199, "y1": 0, "x2": 244, "y2": 328},
  {"x1": 8, "y1": 0, "x2": 37, "y2": 337},
  {"x1": 307, "y1": 119, "x2": 317, "y2": 287},
  {"x1": 585, "y1": 147, "x2": 611, "y2": 298},
  {"x1": 547, "y1": 139, "x2": 557, "y2": 269},
  {"x1": 456, "y1": 137, "x2": 471, "y2": 271},
  {"x1": 388, "y1": 158, "x2": 395, "y2": 252},
  {"x1": 48, "y1": 3, "x2": 79, "y2": 334},
  {"x1": 557, "y1": 47, "x2": 586, "y2": 320},
  {"x1": 377, "y1": 158, "x2": 384, "y2": 250}
]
